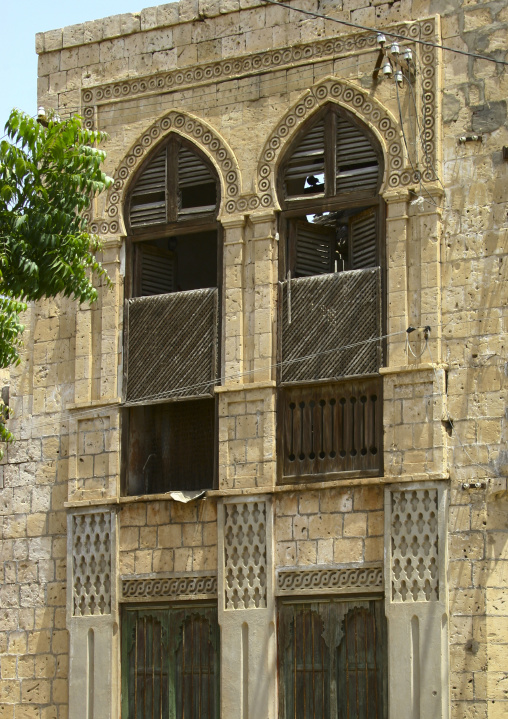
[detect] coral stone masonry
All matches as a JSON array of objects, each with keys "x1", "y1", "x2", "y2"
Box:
[{"x1": 1, "y1": 1, "x2": 507, "y2": 719}]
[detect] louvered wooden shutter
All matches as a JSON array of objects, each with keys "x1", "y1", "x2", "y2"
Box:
[
  {"x1": 349, "y1": 207, "x2": 378, "y2": 269},
  {"x1": 178, "y1": 145, "x2": 216, "y2": 216},
  {"x1": 285, "y1": 120, "x2": 325, "y2": 196},
  {"x1": 129, "y1": 150, "x2": 167, "y2": 228},
  {"x1": 140, "y1": 245, "x2": 175, "y2": 296},
  {"x1": 294, "y1": 221, "x2": 335, "y2": 277},
  {"x1": 336, "y1": 117, "x2": 379, "y2": 194}
]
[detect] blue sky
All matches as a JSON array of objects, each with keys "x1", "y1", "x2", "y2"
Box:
[{"x1": 1, "y1": 1, "x2": 148, "y2": 130}]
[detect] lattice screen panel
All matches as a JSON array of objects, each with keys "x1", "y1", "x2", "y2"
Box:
[
  {"x1": 72, "y1": 511, "x2": 112, "y2": 616},
  {"x1": 281, "y1": 268, "x2": 381, "y2": 383},
  {"x1": 223, "y1": 501, "x2": 267, "y2": 610},
  {"x1": 390, "y1": 489, "x2": 439, "y2": 602},
  {"x1": 126, "y1": 287, "x2": 218, "y2": 403}
]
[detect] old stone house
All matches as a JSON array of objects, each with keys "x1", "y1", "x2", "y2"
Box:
[{"x1": 1, "y1": 1, "x2": 507, "y2": 718}]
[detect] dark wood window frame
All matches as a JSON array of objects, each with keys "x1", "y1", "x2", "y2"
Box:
[
  {"x1": 277, "y1": 104, "x2": 384, "y2": 211},
  {"x1": 276, "y1": 105, "x2": 387, "y2": 485},
  {"x1": 125, "y1": 134, "x2": 220, "y2": 237},
  {"x1": 121, "y1": 137, "x2": 223, "y2": 496}
]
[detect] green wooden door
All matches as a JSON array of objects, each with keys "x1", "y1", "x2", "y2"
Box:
[
  {"x1": 122, "y1": 605, "x2": 219, "y2": 719},
  {"x1": 278, "y1": 598, "x2": 387, "y2": 719}
]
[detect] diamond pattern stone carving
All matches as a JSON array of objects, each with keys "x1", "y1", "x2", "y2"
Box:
[
  {"x1": 390, "y1": 489, "x2": 439, "y2": 602},
  {"x1": 72, "y1": 512, "x2": 112, "y2": 616},
  {"x1": 224, "y1": 502, "x2": 267, "y2": 610}
]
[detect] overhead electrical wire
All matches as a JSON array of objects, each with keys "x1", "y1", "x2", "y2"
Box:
[
  {"x1": 262, "y1": 0, "x2": 508, "y2": 66},
  {"x1": 4, "y1": 316, "x2": 472, "y2": 430}
]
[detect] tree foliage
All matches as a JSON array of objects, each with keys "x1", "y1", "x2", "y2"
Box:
[{"x1": 0, "y1": 109, "x2": 113, "y2": 445}]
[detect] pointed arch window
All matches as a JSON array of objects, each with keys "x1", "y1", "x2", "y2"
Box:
[
  {"x1": 281, "y1": 106, "x2": 381, "y2": 201},
  {"x1": 127, "y1": 136, "x2": 219, "y2": 231},
  {"x1": 122, "y1": 136, "x2": 221, "y2": 496},
  {"x1": 277, "y1": 105, "x2": 385, "y2": 483}
]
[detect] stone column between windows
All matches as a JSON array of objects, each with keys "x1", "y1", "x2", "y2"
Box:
[
  {"x1": 384, "y1": 190, "x2": 443, "y2": 368},
  {"x1": 384, "y1": 483, "x2": 449, "y2": 719},
  {"x1": 73, "y1": 237, "x2": 122, "y2": 405},
  {"x1": 218, "y1": 495, "x2": 277, "y2": 719},
  {"x1": 244, "y1": 210, "x2": 278, "y2": 385},
  {"x1": 66, "y1": 507, "x2": 119, "y2": 719},
  {"x1": 221, "y1": 214, "x2": 246, "y2": 386}
]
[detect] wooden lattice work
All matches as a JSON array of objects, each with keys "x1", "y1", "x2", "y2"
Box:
[
  {"x1": 280, "y1": 268, "x2": 382, "y2": 384},
  {"x1": 280, "y1": 377, "x2": 382, "y2": 481},
  {"x1": 125, "y1": 287, "x2": 218, "y2": 403}
]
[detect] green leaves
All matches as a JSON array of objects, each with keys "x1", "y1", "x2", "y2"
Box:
[{"x1": 0, "y1": 109, "x2": 113, "y2": 450}]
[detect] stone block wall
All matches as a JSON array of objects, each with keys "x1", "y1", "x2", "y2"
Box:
[
  {"x1": 119, "y1": 498, "x2": 218, "y2": 575},
  {"x1": 275, "y1": 486, "x2": 384, "y2": 568}
]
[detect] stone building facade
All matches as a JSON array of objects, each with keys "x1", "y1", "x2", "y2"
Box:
[{"x1": 1, "y1": 1, "x2": 507, "y2": 718}]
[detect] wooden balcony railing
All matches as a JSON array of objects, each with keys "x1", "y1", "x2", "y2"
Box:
[{"x1": 279, "y1": 376, "x2": 382, "y2": 481}]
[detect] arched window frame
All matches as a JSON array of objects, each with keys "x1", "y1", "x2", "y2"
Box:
[
  {"x1": 276, "y1": 104, "x2": 386, "y2": 484},
  {"x1": 121, "y1": 135, "x2": 222, "y2": 497},
  {"x1": 277, "y1": 103, "x2": 386, "y2": 280},
  {"x1": 124, "y1": 133, "x2": 221, "y2": 239}
]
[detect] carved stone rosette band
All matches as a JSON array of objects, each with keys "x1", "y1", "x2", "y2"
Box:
[
  {"x1": 82, "y1": 19, "x2": 436, "y2": 130},
  {"x1": 121, "y1": 573, "x2": 218, "y2": 602},
  {"x1": 276, "y1": 564, "x2": 383, "y2": 596}
]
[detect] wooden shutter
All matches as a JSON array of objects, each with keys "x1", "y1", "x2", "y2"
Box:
[
  {"x1": 122, "y1": 606, "x2": 219, "y2": 719},
  {"x1": 122, "y1": 608, "x2": 171, "y2": 719},
  {"x1": 280, "y1": 376, "x2": 383, "y2": 480},
  {"x1": 349, "y1": 208, "x2": 378, "y2": 269},
  {"x1": 285, "y1": 120, "x2": 325, "y2": 196},
  {"x1": 139, "y1": 245, "x2": 175, "y2": 296},
  {"x1": 178, "y1": 145, "x2": 217, "y2": 216},
  {"x1": 278, "y1": 599, "x2": 387, "y2": 719},
  {"x1": 293, "y1": 221, "x2": 335, "y2": 277},
  {"x1": 278, "y1": 604, "x2": 330, "y2": 719},
  {"x1": 125, "y1": 287, "x2": 218, "y2": 403},
  {"x1": 281, "y1": 268, "x2": 382, "y2": 383},
  {"x1": 129, "y1": 150, "x2": 167, "y2": 228},
  {"x1": 336, "y1": 116, "x2": 379, "y2": 195},
  {"x1": 173, "y1": 607, "x2": 220, "y2": 719}
]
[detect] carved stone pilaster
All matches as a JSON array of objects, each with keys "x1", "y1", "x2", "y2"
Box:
[
  {"x1": 385, "y1": 484, "x2": 449, "y2": 719},
  {"x1": 218, "y1": 496, "x2": 276, "y2": 719},
  {"x1": 67, "y1": 508, "x2": 118, "y2": 719}
]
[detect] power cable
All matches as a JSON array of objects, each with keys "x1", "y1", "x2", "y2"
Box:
[{"x1": 262, "y1": 0, "x2": 508, "y2": 66}]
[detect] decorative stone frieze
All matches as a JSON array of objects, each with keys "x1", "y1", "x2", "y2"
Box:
[
  {"x1": 81, "y1": 18, "x2": 436, "y2": 129},
  {"x1": 121, "y1": 573, "x2": 218, "y2": 601},
  {"x1": 276, "y1": 564, "x2": 383, "y2": 595}
]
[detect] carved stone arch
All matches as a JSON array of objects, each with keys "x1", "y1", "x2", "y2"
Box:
[
  {"x1": 257, "y1": 77, "x2": 414, "y2": 211},
  {"x1": 100, "y1": 110, "x2": 242, "y2": 235}
]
